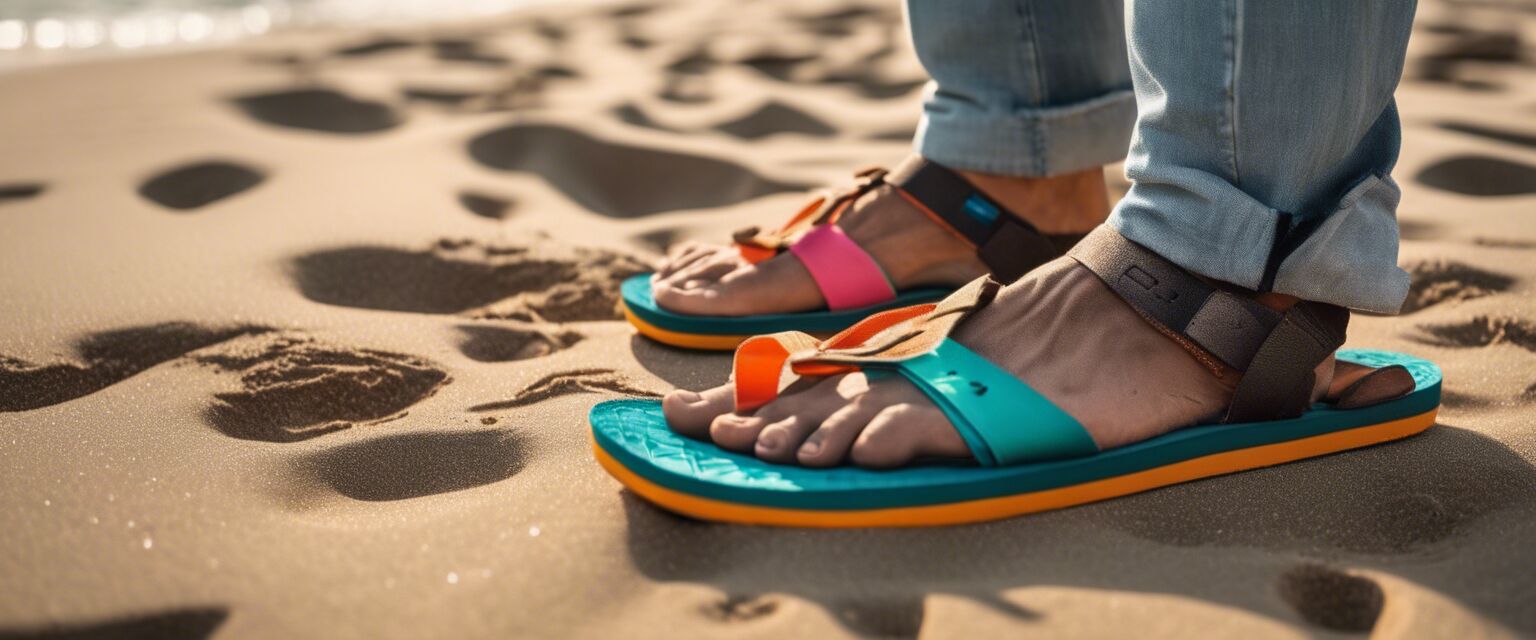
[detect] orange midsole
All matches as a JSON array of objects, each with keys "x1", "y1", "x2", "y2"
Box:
[
  {"x1": 622, "y1": 304, "x2": 751, "y2": 351},
  {"x1": 622, "y1": 303, "x2": 837, "y2": 352}
]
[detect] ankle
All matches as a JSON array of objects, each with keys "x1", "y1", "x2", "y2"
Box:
[{"x1": 953, "y1": 165, "x2": 1110, "y2": 234}]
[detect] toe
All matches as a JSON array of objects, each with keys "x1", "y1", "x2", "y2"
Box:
[
  {"x1": 742, "y1": 375, "x2": 856, "y2": 462},
  {"x1": 677, "y1": 261, "x2": 739, "y2": 289},
  {"x1": 848, "y1": 401, "x2": 969, "y2": 469},
  {"x1": 753, "y1": 415, "x2": 822, "y2": 463},
  {"x1": 847, "y1": 405, "x2": 925, "y2": 469},
  {"x1": 662, "y1": 383, "x2": 734, "y2": 439},
  {"x1": 709, "y1": 412, "x2": 768, "y2": 452},
  {"x1": 657, "y1": 242, "x2": 718, "y2": 278},
  {"x1": 653, "y1": 280, "x2": 722, "y2": 315},
  {"x1": 652, "y1": 258, "x2": 748, "y2": 315},
  {"x1": 796, "y1": 396, "x2": 883, "y2": 467},
  {"x1": 655, "y1": 251, "x2": 731, "y2": 289}
]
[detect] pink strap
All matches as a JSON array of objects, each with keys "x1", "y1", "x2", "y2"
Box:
[{"x1": 788, "y1": 225, "x2": 896, "y2": 311}]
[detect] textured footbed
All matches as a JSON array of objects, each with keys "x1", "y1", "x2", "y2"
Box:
[
  {"x1": 621, "y1": 274, "x2": 952, "y2": 343},
  {"x1": 589, "y1": 350, "x2": 1441, "y2": 521}
]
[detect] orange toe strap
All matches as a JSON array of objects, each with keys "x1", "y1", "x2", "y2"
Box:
[
  {"x1": 731, "y1": 303, "x2": 939, "y2": 413},
  {"x1": 733, "y1": 332, "x2": 818, "y2": 413},
  {"x1": 735, "y1": 243, "x2": 778, "y2": 265},
  {"x1": 732, "y1": 167, "x2": 889, "y2": 265}
]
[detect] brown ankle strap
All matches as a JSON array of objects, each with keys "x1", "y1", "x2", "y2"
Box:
[
  {"x1": 885, "y1": 158, "x2": 1064, "y2": 284},
  {"x1": 1068, "y1": 226, "x2": 1350, "y2": 422}
]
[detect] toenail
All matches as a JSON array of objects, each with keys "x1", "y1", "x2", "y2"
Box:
[
  {"x1": 674, "y1": 390, "x2": 701, "y2": 404},
  {"x1": 758, "y1": 431, "x2": 782, "y2": 450},
  {"x1": 799, "y1": 440, "x2": 821, "y2": 456}
]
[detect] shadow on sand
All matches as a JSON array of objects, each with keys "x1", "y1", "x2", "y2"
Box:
[{"x1": 616, "y1": 424, "x2": 1536, "y2": 637}]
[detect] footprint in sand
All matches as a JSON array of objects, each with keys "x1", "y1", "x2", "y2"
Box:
[
  {"x1": 231, "y1": 87, "x2": 403, "y2": 134},
  {"x1": 431, "y1": 38, "x2": 510, "y2": 66},
  {"x1": 616, "y1": 100, "x2": 836, "y2": 141},
  {"x1": 531, "y1": 20, "x2": 567, "y2": 44},
  {"x1": 457, "y1": 190, "x2": 515, "y2": 221},
  {"x1": 289, "y1": 429, "x2": 525, "y2": 502},
  {"x1": 1413, "y1": 315, "x2": 1536, "y2": 353},
  {"x1": 532, "y1": 63, "x2": 580, "y2": 80},
  {"x1": 290, "y1": 237, "x2": 647, "y2": 321},
  {"x1": 608, "y1": 3, "x2": 658, "y2": 19},
  {"x1": 619, "y1": 29, "x2": 655, "y2": 50},
  {"x1": 0, "y1": 606, "x2": 227, "y2": 640},
  {"x1": 1398, "y1": 260, "x2": 1515, "y2": 314},
  {"x1": 401, "y1": 86, "x2": 483, "y2": 109},
  {"x1": 867, "y1": 127, "x2": 917, "y2": 142},
  {"x1": 138, "y1": 160, "x2": 266, "y2": 211},
  {"x1": 658, "y1": 3, "x2": 920, "y2": 99},
  {"x1": 469, "y1": 369, "x2": 657, "y2": 412},
  {"x1": 700, "y1": 595, "x2": 780, "y2": 623},
  {"x1": 1089, "y1": 426, "x2": 1535, "y2": 553},
  {"x1": 0, "y1": 182, "x2": 46, "y2": 205},
  {"x1": 714, "y1": 101, "x2": 838, "y2": 140},
  {"x1": 612, "y1": 103, "x2": 673, "y2": 132},
  {"x1": 1474, "y1": 237, "x2": 1536, "y2": 250},
  {"x1": 1410, "y1": 22, "x2": 1523, "y2": 89},
  {"x1": 632, "y1": 227, "x2": 686, "y2": 254},
  {"x1": 192, "y1": 333, "x2": 450, "y2": 443},
  {"x1": 825, "y1": 597, "x2": 925, "y2": 639},
  {"x1": 658, "y1": 74, "x2": 714, "y2": 104},
  {"x1": 1415, "y1": 155, "x2": 1536, "y2": 197},
  {"x1": 0, "y1": 323, "x2": 269, "y2": 412},
  {"x1": 456, "y1": 324, "x2": 582, "y2": 362},
  {"x1": 1277, "y1": 564, "x2": 1384, "y2": 633},
  {"x1": 468, "y1": 124, "x2": 810, "y2": 218},
  {"x1": 332, "y1": 36, "x2": 416, "y2": 58},
  {"x1": 739, "y1": 50, "x2": 923, "y2": 99},
  {"x1": 1438, "y1": 121, "x2": 1536, "y2": 151}
]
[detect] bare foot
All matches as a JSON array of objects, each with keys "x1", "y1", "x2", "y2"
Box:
[
  {"x1": 662, "y1": 256, "x2": 1345, "y2": 468},
  {"x1": 650, "y1": 157, "x2": 1108, "y2": 317}
]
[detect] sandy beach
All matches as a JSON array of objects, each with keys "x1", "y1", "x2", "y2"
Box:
[{"x1": 1, "y1": 0, "x2": 1534, "y2": 637}]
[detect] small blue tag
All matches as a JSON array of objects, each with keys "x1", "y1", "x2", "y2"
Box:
[{"x1": 962, "y1": 194, "x2": 999, "y2": 226}]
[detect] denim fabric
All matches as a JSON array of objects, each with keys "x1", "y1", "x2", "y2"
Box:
[
  {"x1": 1108, "y1": 0, "x2": 1417, "y2": 313},
  {"x1": 906, "y1": 0, "x2": 1416, "y2": 312},
  {"x1": 908, "y1": 0, "x2": 1135, "y2": 177}
]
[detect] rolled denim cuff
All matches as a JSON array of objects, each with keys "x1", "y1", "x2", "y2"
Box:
[
  {"x1": 915, "y1": 87, "x2": 1136, "y2": 177},
  {"x1": 1109, "y1": 173, "x2": 1409, "y2": 314}
]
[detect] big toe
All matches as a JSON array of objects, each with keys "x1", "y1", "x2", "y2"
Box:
[{"x1": 662, "y1": 383, "x2": 734, "y2": 439}]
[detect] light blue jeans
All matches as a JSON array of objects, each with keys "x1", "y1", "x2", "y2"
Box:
[{"x1": 908, "y1": 0, "x2": 1417, "y2": 313}]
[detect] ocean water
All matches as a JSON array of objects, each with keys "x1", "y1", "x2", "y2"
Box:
[{"x1": 0, "y1": 0, "x2": 542, "y2": 67}]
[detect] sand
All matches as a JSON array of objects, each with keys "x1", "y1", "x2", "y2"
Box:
[{"x1": 0, "y1": 0, "x2": 1533, "y2": 637}]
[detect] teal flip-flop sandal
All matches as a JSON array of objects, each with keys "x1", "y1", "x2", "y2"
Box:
[
  {"x1": 591, "y1": 228, "x2": 1441, "y2": 527},
  {"x1": 624, "y1": 158, "x2": 1080, "y2": 350}
]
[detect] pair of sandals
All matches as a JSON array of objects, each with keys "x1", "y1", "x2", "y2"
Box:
[{"x1": 594, "y1": 159, "x2": 1441, "y2": 528}]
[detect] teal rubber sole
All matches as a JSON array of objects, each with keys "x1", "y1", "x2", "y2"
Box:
[{"x1": 590, "y1": 350, "x2": 1441, "y2": 519}]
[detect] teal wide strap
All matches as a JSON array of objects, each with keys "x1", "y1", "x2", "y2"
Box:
[{"x1": 866, "y1": 339, "x2": 1099, "y2": 467}]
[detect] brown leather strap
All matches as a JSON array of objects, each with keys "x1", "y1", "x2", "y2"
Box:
[
  {"x1": 886, "y1": 158, "x2": 1063, "y2": 283},
  {"x1": 1225, "y1": 301, "x2": 1348, "y2": 422},
  {"x1": 1069, "y1": 226, "x2": 1350, "y2": 423},
  {"x1": 1069, "y1": 227, "x2": 1283, "y2": 371}
]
